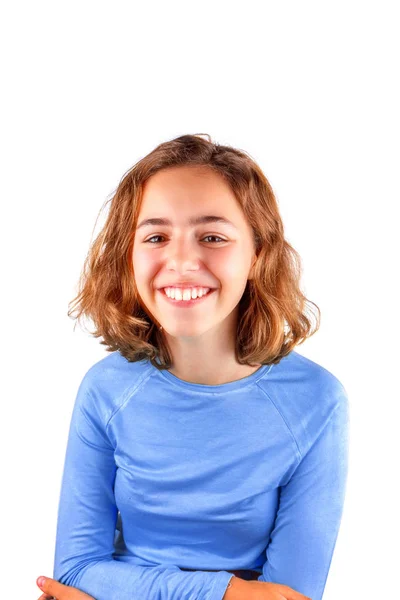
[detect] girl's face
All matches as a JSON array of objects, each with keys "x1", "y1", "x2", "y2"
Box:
[{"x1": 132, "y1": 165, "x2": 257, "y2": 340}]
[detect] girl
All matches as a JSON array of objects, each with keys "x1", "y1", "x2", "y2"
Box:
[{"x1": 36, "y1": 133, "x2": 349, "y2": 600}]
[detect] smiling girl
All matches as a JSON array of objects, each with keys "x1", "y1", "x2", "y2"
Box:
[{"x1": 37, "y1": 133, "x2": 349, "y2": 600}]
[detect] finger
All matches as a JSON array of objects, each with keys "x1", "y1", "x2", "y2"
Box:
[
  {"x1": 281, "y1": 585, "x2": 311, "y2": 600},
  {"x1": 37, "y1": 576, "x2": 61, "y2": 598}
]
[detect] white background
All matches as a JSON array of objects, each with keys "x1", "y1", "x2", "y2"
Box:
[{"x1": 1, "y1": 1, "x2": 399, "y2": 598}]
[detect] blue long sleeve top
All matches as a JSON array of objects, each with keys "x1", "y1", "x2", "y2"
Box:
[{"x1": 53, "y1": 349, "x2": 350, "y2": 600}]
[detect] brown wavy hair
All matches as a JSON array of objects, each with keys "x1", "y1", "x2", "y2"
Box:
[{"x1": 68, "y1": 133, "x2": 320, "y2": 369}]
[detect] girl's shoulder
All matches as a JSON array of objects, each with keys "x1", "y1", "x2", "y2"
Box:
[
  {"x1": 257, "y1": 350, "x2": 349, "y2": 455},
  {"x1": 74, "y1": 351, "x2": 154, "y2": 419}
]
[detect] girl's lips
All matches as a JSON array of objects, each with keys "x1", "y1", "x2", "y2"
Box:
[{"x1": 157, "y1": 288, "x2": 216, "y2": 307}]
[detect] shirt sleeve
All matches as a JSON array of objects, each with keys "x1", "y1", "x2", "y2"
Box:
[
  {"x1": 257, "y1": 387, "x2": 350, "y2": 600},
  {"x1": 52, "y1": 383, "x2": 234, "y2": 600}
]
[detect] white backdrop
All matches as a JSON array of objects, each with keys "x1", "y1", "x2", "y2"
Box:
[{"x1": 1, "y1": 1, "x2": 399, "y2": 598}]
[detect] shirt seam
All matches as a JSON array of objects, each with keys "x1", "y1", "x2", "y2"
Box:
[
  {"x1": 155, "y1": 362, "x2": 275, "y2": 394},
  {"x1": 255, "y1": 383, "x2": 303, "y2": 461},
  {"x1": 255, "y1": 382, "x2": 345, "y2": 462},
  {"x1": 77, "y1": 404, "x2": 115, "y2": 452},
  {"x1": 104, "y1": 365, "x2": 156, "y2": 432}
]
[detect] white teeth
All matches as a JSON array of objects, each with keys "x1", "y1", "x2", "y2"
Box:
[{"x1": 163, "y1": 287, "x2": 211, "y2": 300}]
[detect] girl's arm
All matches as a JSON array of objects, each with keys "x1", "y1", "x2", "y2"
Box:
[
  {"x1": 35, "y1": 574, "x2": 312, "y2": 600},
  {"x1": 255, "y1": 386, "x2": 350, "y2": 600},
  {"x1": 53, "y1": 381, "x2": 234, "y2": 600}
]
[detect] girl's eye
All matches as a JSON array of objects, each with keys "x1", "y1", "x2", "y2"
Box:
[{"x1": 143, "y1": 235, "x2": 226, "y2": 244}]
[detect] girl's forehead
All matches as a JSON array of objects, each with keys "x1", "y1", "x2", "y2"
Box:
[{"x1": 142, "y1": 166, "x2": 232, "y2": 196}]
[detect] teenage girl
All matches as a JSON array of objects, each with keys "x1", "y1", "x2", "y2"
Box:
[{"x1": 36, "y1": 133, "x2": 349, "y2": 600}]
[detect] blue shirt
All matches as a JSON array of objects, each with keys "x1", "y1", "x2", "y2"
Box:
[{"x1": 53, "y1": 349, "x2": 350, "y2": 600}]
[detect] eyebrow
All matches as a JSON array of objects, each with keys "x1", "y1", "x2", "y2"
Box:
[{"x1": 136, "y1": 215, "x2": 237, "y2": 230}]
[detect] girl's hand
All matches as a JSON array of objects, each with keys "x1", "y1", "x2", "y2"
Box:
[
  {"x1": 36, "y1": 576, "x2": 96, "y2": 600},
  {"x1": 245, "y1": 580, "x2": 312, "y2": 600}
]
